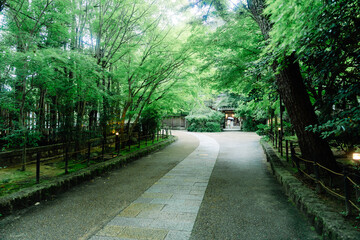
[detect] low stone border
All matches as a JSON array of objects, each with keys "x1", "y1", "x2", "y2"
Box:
[
  {"x1": 0, "y1": 136, "x2": 177, "y2": 218},
  {"x1": 261, "y1": 140, "x2": 360, "y2": 240}
]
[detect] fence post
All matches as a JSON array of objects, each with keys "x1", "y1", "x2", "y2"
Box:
[
  {"x1": 313, "y1": 161, "x2": 322, "y2": 193},
  {"x1": 138, "y1": 134, "x2": 141, "y2": 148},
  {"x1": 102, "y1": 136, "x2": 105, "y2": 161},
  {"x1": 290, "y1": 142, "x2": 298, "y2": 170},
  {"x1": 286, "y1": 140, "x2": 289, "y2": 162},
  {"x1": 290, "y1": 142, "x2": 294, "y2": 167},
  {"x1": 87, "y1": 141, "x2": 91, "y2": 166},
  {"x1": 145, "y1": 135, "x2": 148, "y2": 146},
  {"x1": 115, "y1": 133, "x2": 120, "y2": 153},
  {"x1": 275, "y1": 131, "x2": 278, "y2": 148},
  {"x1": 65, "y1": 144, "x2": 69, "y2": 174},
  {"x1": 128, "y1": 137, "x2": 131, "y2": 151},
  {"x1": 36, "y1": 152, "x2": 41, "y2": 184},
  {"x1": 355, "y1": 175, "x2": 360, "y2": 205},
  {"x1": 343, "y1": 167, "x2": 351, "y2": 216},
  {"x1": 279, "y1": 130, "x2": 283, "y2": 156}
]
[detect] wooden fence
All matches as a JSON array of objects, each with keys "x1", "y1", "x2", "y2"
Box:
[
  {"x1": 267, "y1": 132, "x2": 360, "y2": 216},
  {"x1": 0, "y1": 129, "x2": 171, "y2": 192}
]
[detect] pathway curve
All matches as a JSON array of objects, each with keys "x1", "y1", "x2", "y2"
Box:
[
  {"x1": 90, "y1": 133, "x2": 219, "y2": 240},
  {"x1": 0, "y1": 131, "x2": 199, "y2": 240},
  {"x1": 0, "y1": 131, "x2": 320, "y2": 240}
]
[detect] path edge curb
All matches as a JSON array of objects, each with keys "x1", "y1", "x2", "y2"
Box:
[
  {"x1": 0, "y1": 136, "x2": 177, "y2": 218},
  {"x1": 261, "y1": 140, "x2": 360, "y2": 240}
]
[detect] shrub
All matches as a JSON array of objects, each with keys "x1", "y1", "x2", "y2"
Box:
[
  {"x1": 205, "y1": 121, "x2": 222, "y2": 132},
  {"x1": 186, "y1": 108, "x2": 223, "y2": 132},
  {"x1": 256, "y1": 123, "x2": 271, "y2": 136},
  {"x1": 140, "y1": 106, "x2": 162, "y2": 136}
]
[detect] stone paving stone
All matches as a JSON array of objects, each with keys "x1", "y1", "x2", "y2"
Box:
[
  {"x1": 92, "y1": 133, "x2": 219, "y2": 240},
  {"x1": 146, "y1": 188, "x2": 190, "y2": 194},
  {"x1": 161, "y1": 175, "x2": 174, "y2": 179},
  {"x1": 183, "y1": 200, "x2": 202, "y2": 206},
  {"x1": 141, "y1": 192, "x2": 173, "y2": 199},
  {"x1": 108, "y1": 217, "x2": 154, "y2": 228},
  {"x1": 133, "y1": 198, "x2": 154, "y2": 204},
  {"x1": 190, "y1": 186, "x2": 207, "y2": 191},
  {"x1": 97, "y1": 226, "x2": 168, "y2": 240},
  {"x1": 118, "y1": 203, "x2": 165, "y2": 218},
  {"x1": 150, "y1": 185, "x2": 191, "y2": 192},
  {"x1": 176, "y1": 213, "x2": 198, "y2": 222},
  {"x1": 189, "y1": 190, "x2": 205, "y2": 195},
  {"x1": 171, "y1": 194, "x2": 203, "y2": 201},
  {"x1": 118, "y1": 208, "x2": 140, "y2": 218},
  {"x1": 97, "y1": 226, "x2": 127, "y2": 237},
  {"x1": 156, "y1": 180, "x2": 195, "y2": 187},
  {"x1": 161, "y1": 205, "x2": 200, "y2": 214},
  {"x1": 136, "y1": 210, "x2": 178, "y2": 220},
  {"x1": 149, "y1": 219, "x2": 194, "y2": 231},
  {"x1": 89, "y1": 236, "x2": 135, "y2": 240},
  {"x1": 193, "y1": 182, "x2": 208, "y2": 187},
  {"x1": 150, "y1": 198, "x2": 186, "y2": 205},
  {"x1": 165, "y1": 231, "x2": 192, "y2": 240}
]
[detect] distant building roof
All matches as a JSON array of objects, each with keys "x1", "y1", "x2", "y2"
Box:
[{"x1": 218, "y1": 107, "x2": 236, "y2": 111}]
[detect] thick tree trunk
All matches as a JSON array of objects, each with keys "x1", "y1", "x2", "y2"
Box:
[
  {"x1": 247, "y1": 0, "x2": 337, "y2": 170},
  {"x1": 275, "y1": 56, "x2": 337, "y2": 169}
]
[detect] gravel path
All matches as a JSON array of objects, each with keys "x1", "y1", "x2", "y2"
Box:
[
  {"x1": 190, "y1": 132, "x2": 320, "y2": 240},
  {"x1": 0, "y1": 131, "x2": 199, "y2": 240},
  {"x1": 0, "y1": 131, "x2": 320, "y2": 240}
]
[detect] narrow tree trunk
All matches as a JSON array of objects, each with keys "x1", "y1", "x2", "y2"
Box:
[
  {"x1": 101, "y1": 70, "x2": 108, "y2": 151},
  {"x1": 89, "y1": 109, "x2": 97, "y2": 135},
  {"x1": 38, "y1": 87, "x2": 46, "y2": 135},
  {"x1": 75, "y1": 101, "x2": 86, "y2": 156},
  {"x1": 50, "y1": 95, "x2": 57, "y2": 142},
  {"x1": 17, "y1": 70, "x2": 27, "y2": 171},
  {"x1": 119, "y1": 103, "x2": 131, "y2": 147}
]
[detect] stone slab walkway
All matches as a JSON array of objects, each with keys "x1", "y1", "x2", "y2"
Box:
[
  {"x1": 90, "y1": 133, "x2": 219, "y2": 240},
  {"x1": 0, "y1": 131, "x2": 200, "y2": 240}
]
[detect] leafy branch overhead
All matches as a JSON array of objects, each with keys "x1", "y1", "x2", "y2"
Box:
[{"x1": 0, "y1": 0, "x2": 359, "y2": 170}]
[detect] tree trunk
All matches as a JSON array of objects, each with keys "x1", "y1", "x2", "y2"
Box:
[
  {"x1": 247, "y1": 0, "x2": 337, "y2": 170},
  {"x1": 119, "y1": 102, "x2": 131, "y2": 147},
  {"x1": 275, "y1": 56, "x2": 337, "y2": 169},
  {"x1": 89, "y1": 109, "x2": 98, "y2": 135},
  {"x1": 16, "y1": 62, "x2": 27, "y2": 171},
  {"x1": 38, "y1": 87, "x2": 46, "y2": 135},
  {"x1": 50, "y1": 95, "x2": 57, "y2": 142},
  {"x1": 75, "y1": 100, "x2": 86, "y2": 157}
]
